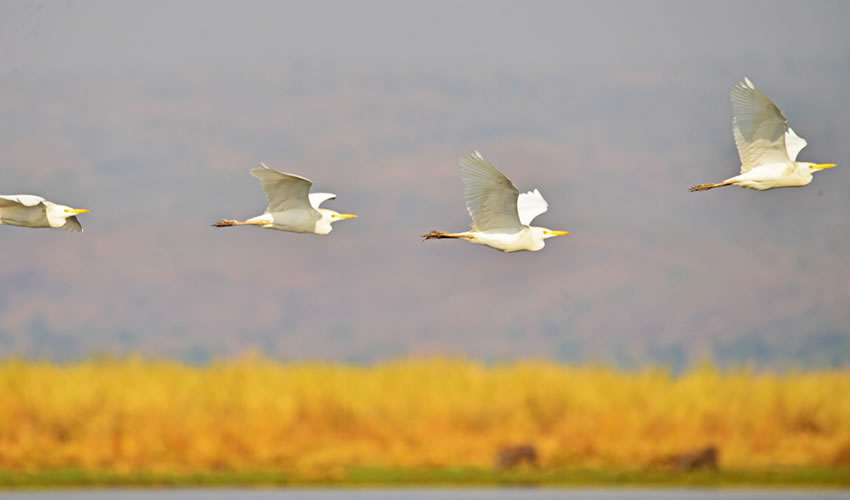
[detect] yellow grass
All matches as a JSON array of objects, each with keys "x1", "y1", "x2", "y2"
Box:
[{"x1": 1, "y1": 357, "x2": 849, "y2": 476}]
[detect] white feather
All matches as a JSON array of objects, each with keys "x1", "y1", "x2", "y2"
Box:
[
  {"x1": 308, "y1": 192, "x2": 336, "y2": 209},
  {"x1": 730, "y1": 77, "x2": 793, "y2": 174},
  {"x1": 516, "y1": 188, "x2": 548, "y2": 226},
  {"x1": 0, "y1": 194, "x2": 46, "y2": 208},
  {"x1": 250, "y1": 163, "x2": 316, "y2": 213},
  {"x1": 785, "y1": 127, "x2": 807, "y2": 161},
  {"x1": 458, "y1": 151, "x2": 522, "y2": 232}
]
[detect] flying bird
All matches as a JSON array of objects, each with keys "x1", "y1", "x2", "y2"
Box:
[
  {"x1": 213, "y1": 163, "x2": 356, "y2": 234},
  {"x1": 690, "y1": 77, "x2": 836, "y2": 192},
  {"x1": 423, "y1": 151, "x2": 569, "y2": 252},
  {"x1": 0, "y1": 195, "x2": 89, "y2": 232}
]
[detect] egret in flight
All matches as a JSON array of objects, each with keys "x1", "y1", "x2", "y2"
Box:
[
  {"x1": 0, "y1": 195, "x2": 88, "y2": 232},
  {"x1": 423, "y1": 151, "x2": 569, "y2": 252},
  {"x1": 213, "y1": 163, "x2": 356, "y2": 234},
  {"x1": 690, "y1": 77, "x2": 836, "y2": 192}
]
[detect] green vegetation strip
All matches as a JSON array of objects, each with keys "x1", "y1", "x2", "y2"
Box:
[{"x1": 0, "y1": 467, "x2": 848, "y2": 489}]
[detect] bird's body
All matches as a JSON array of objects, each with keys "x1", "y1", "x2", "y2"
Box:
[
  {"x1": 425, "y1": 226, "x2": 550, "y2": 252},
  {"x1": 715, "y1": 162, "x2": 814, "y2": 191},
  {"x1": 0, "y1": 194, "x2": 88, "y2": 232},
  {"x1": 241, "y1": 210, "x2": 320, "y2": 233},
  {"x1": 690, "y1": 77, "x2": 835, "y2": 192},
  {"x1": 213, "y1": 163, "x2": 355, "y2": 234},
  {"x1": 423, "y1": 151, "x2": 568, "y2": 252}
]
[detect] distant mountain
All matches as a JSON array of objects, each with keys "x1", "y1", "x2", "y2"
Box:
[{"x1": 2, "y1": 63, "x2": 849, "y2": 368}]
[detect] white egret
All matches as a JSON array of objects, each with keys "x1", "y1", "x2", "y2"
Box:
[
  {"x1": 423, "y1": 151, "x2": 569, "y2": 252},
  {"x1": 0, "y1": 195, "x2": 88, "y2": 232},
  {"x1": 213, "y1": 163, "x2": 356, "y2": 234},
  {"x1": 690, "y1": 77, "x2": 836, "y2": 192}
]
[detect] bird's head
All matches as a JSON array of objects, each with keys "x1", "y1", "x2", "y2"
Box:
[
  {"x1": 804, "y1": 162, "x2": 837, "y2": 174},
  {"x1": 315, "y1": 209, "x2": 357, "y2": 234},
  {"x1": 535, "y1": 227, "x2": 570, "y2": 239},
  {"x1": 326, "y1": 210, "x2": 357, "y2": 223},
  {"x1": 43, "y1": 202, "x2": 89, "y2": 230},
  {"x1": 45, "y1": 202, "x2": 88, "y2": 220}
]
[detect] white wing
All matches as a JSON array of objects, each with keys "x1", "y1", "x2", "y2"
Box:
[
  {"x1": 516, "y1": 188, "x2": 548, "y2": 226},
  {"x1": 0, "y1": 194, "x2": 46, "y2": 208},
  {"x1": 249, "y1": 163, "x2": 317, "y2": 214},
  {"x1": 785, "y1": 127, "x2": 807, "y2": 161},
  {"x1": 308, "y1": 192, "x2": 336, "y2": 209},
  {"x1": 62, "y1": 215, "x2": 83, "y2": 232},
  {"x1": 730, "y1": 77, "x2": 793, "y2": 174},
  {"x1": 459, "y1": 151, "x2": 522, "y2": 232}
]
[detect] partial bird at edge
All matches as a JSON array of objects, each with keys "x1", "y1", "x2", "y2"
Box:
[{"x1": 0, "y1": 194, "x2": 89, "y2": 232}]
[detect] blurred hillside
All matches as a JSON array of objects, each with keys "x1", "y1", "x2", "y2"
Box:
[{"x1": 1, "y1": 1, "x2": 849, "y2": 367}]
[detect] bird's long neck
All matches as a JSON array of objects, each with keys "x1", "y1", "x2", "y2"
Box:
[
  {"x1": 43, "y1": 203, "x2": 67, "y2": 228},
  {"x1": 314, "y1": 211, "x2": 334, "y2": 235},
  {"x1": 792, "y1": 163, "x2": 814, "y2": 183}
]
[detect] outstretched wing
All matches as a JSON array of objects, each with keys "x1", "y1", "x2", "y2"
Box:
[
  {"x1": 62, "y1": 216, "x2": 83, "y2": 232},
  {"x1": 730, "y1": 77, "x2": 793, "y2": 174},
  {"x1": 459, "y1": 151, "x2": 522, "y2": 232},
  {"x1": 516, "y1": 188, "x2": 548, "y2": 226},
  {"x1": 785, "y1": 127, "x2": 807, "y2": 161},
  {"x1": 0, "y1": 194, "x2": 46, "y2": 208},
  {"x1": 250, "y1": 163, "x2": 316, "y2": 214},
  {"x1": 308, "y1": 192, "x2": 336, "y2": 209}
]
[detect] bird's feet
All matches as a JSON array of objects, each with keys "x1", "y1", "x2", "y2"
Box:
[
  {"x1": 422, "y1": 231, "x2": 471, "y2": 240},
  {"x1": 423, "y1": 230, "x2": 447, "y2": 240},
  {"x1": 212, "y1": 219, "x2": 238, "y2": 227},
  {"x1": 689, "y1": 181, "x2": 732, "y2": 192}
]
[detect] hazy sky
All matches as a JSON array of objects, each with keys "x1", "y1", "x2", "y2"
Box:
[{"x1": 1, "y1": 1, "x2": 849, "y2": 366}]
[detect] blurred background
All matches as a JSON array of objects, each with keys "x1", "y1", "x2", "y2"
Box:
[
  {"x1": 2, "y1": 0, "x2": 850, "y2": 487},
  {"x1": 1, "y1": 0, "x2": 849, "y2": 368}
]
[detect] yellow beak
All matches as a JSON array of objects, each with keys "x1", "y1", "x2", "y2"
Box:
[
  {"x1": 71, "y1": 209, "x2": 89, "y2": 214},
  {"x1": 336, "y1": 213, "x2": 357, "y2": 220},
  {"x1": 546, "y1": 230, "x2": 570, "y2": 236},
  {"x1": 814, "y1": 163, "x2": 836, "y2": 171}
]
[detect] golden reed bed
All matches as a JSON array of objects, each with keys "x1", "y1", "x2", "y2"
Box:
[{"x1": 1, "y1": 357, "x2": 849, "y2": 475}]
